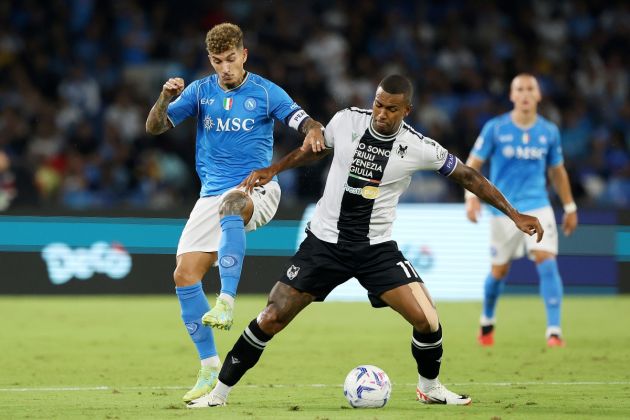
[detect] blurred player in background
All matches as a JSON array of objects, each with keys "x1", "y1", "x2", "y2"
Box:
[
  {"x1": 145, "y1": 22, "x2": 324, "y2": 402},
  {"x1": 188, "y1": 75, "x2": 543, "y2": 408},
  {"x1": 465, "y1": 74, "x2": 578, "y2": 348}
]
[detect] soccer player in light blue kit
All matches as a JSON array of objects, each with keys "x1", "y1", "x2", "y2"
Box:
[
  {"x1": 146, "y1": 23, "x2": 324, "y2": 403},
  {"x1": 465, "y1": 74, "x2": 578, "y2": 347}
]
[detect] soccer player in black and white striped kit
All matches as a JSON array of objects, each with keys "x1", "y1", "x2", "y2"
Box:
[{"x1": 188, "y1": 75, "x2": 544, "y2": 408}]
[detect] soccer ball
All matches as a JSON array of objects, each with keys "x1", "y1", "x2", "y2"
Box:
[{"x1": 343, "y1": 365, "x2": 392, "y2": 408}]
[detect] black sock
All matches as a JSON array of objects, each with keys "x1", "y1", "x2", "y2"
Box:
[
  {"x1": 411, "y1": 324, "x2": 443, "y2": 380},
  {"x1": 219, "y1": 318, "x2": 272, "y2": 386},
  {"x1": 481, "y1": 325, "x2": 494, "y2": 335}
]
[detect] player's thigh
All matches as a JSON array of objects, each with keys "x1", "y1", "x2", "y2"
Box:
[
  {"x1": 380, "y1": 281, "x2": 439, "y2": 333},
  {"x1": 524, "y1": 206, "x2": 558, "y2": 259},
  {"x1": 490, "y1": 215, "x2": 525, "y2": 265},
  {"x1": 174, "y1": 251, "x2": 217, "y2": 285},
  {"x1": 224, "y1": 181, "x2": 281, "y2": 231},
  {"x1": 278, "y1": 231, "x2": 354, "y2": 303},
  {"x1": 177, "y1": 196, "x2": 222, "y2": 256},
  {"x1": 355, "y1": 241, "x2": 424, "y2": 308}
]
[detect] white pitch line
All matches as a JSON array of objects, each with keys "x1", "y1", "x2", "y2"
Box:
[{"x1": 1, "y1": 381, "x2": 629, "y2": 392}]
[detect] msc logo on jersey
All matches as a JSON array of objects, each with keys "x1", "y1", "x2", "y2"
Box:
[
  {"x1": 244, "y1": 97, "x2": 257, "y2": 111},
  {"x1": 502, "y1": 145, "x2": 545, "y2": 160},
  {"x1": 204, "y1": 116, "x2": 254, "y2": 132}
]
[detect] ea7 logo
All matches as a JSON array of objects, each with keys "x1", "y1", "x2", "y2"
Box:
[
  {"x1": 286, "y1": 264, "x2": 300, "y2": 280},
  {"x1": 396, "y1": 144, "x2": 408, "y2": 158}
]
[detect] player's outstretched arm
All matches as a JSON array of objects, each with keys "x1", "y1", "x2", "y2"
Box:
[
  {"x1": 450, "y1": 161, "x2": 544, "y2": 242},
  {"x1": 463, "y1": 155, "x2": 484, "y2": 223},
  {"x1": 146, "y1": 77, "x2": 184, "y2": 135},
  {"x1": 239, "y1": 144, "x2": 332, "y2": 192}
]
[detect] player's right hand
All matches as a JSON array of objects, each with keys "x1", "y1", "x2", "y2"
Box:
[
  {"x1": 239, "y1": 167, "x2": 276, "y2": 192},
  {"x1": 465, "y1": 196, "x2": 481, "y2": 223},
  {"x1": 514, "y1": 213, "x2": 544, "y2": 243},
  {"x1": 162, "y1": 77, "x2": 184, "y2": 98}
]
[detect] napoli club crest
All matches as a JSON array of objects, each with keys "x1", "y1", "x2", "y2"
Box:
[{"x1": 244, "y1": 97, "x2": 257, "y2": 111}]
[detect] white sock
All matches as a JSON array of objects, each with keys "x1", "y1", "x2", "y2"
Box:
[
  {"x1": 419, "y1": 374, "x2": 439, "y2": 391},
  {"x1": 219, "y1": 293, "x2": 235, "y2": 307},
  {"x1": 212, "y1": 380, "x2": 232, "y2": 400},
  {"x1": 480, "y1": 314, "x2": 496, "y2": 327},
  {"x1": 201, "y1": 355, "x2": 221, "y2": 368},
  {"x1": 546, "y1": 326, "x2": 562, "y2": 338}
]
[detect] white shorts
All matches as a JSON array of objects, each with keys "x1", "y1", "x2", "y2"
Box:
[
  {"x1": 176, "y1": 181, "x2": 281, "y2": 257},
  {"x1": 490, "y1": 206, "x2": 558, "y2": 265}
]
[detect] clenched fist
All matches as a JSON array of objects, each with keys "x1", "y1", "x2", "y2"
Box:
[{"x1": 162, "y1": 77, "x2": 184, "y2": 99}]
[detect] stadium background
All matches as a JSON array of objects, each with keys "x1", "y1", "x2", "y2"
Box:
[
  {"x1": 1, "y1": 2, "x2": 630, "y2": 419},
  {"x1": 0, "y1": 0, "x2": 628, "y2": 296}
]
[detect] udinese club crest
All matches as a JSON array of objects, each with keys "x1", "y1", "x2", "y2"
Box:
[
  {"x1": 286, "y1": 264, "x2": 300, "y2": 280},
  {"x1": 396, "y1": 144, "x2": 408, "y2": 158}
]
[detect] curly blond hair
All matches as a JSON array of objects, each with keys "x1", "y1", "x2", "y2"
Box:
[{"x1": 206, "y1": 23, "x2": 244, "y2": 54}]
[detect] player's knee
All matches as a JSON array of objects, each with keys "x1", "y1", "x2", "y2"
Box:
[
  {"x1": 173, "y1": 265, "x2": 201, "y2": 286},
  {"x1": 219, "y1": 191, "x2": 249, "y2": 217},
  {"x1": 534, "y1": 252, "x2": 555, "y2": 264},
  {"x1": 257, "y1": 304, "x2": 289, "y2": 336},
  {"x1": 492, "y1": 265, "x2": 510, "y2": 279},
  {"x1": 412, "y1": 311, "x2": 439, "y2": 333}
]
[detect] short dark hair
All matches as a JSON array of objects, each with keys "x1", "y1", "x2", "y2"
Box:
[{"x1": 378, "y1": 75, "x2": 413, "y2": 104}]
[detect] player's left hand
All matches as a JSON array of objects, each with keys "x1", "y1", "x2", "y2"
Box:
[
  {"x1": 514, "y1": 213, "x2": 544, "y2": 243},
  {"x1": 300, "y1": 126, "x2": 326, "y2": 153},
  {"x1": 239, "y1": 167, "x2": 275, "y2": 192},
  {"x1": 562, "y1": 211, "x2": 578, "y2": 236}
]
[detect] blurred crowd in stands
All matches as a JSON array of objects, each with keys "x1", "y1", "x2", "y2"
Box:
[{"x1": 0, "y1": 0, "x2": 628, "y2": 211}]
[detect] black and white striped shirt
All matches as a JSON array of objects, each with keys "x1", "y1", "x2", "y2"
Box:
[{"x1": 309, "y1": 107, "x2": 457, "y2": 245}]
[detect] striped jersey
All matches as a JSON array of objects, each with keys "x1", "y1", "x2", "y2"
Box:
[
  {"x1": 309, "y1": 107, "x2": 458, "y2": 245},
  {"x1": 167, "y1": 72, "x2": 308, "y2": 196}
]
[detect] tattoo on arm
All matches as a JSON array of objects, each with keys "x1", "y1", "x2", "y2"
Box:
[
  {"x1": 146, "y1": 93, "x2": 173, "y2": 135},
  {"x1": 452, "y1": 163, "x2": 518, "y2": 219},
  {"x1": 299, "y1": 117, "x2": 324, "y2": 135}
]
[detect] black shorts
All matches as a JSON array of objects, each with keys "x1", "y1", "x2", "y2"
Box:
[{"x1": 279, "y1": 231, "x2": 423, "y2": 308}]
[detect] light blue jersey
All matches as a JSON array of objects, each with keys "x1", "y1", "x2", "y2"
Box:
[
  {"x1": 167, "y1": 72, "x2": 306, "y2": 196},
  {"x1": 471, "y1": 112, "x2": 564, "y2": 216}
]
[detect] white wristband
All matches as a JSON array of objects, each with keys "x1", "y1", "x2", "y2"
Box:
[
  {"x1": 563, "y1": 202, "x2": 577, "y2": 213},
  {"x1": 464, "y1": 190, "x2": 476, "y2": 200}
]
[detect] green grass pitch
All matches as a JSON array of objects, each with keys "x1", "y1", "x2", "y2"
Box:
[{"x1": 1, "y1": 295, "x2": 629, "y2": 419}]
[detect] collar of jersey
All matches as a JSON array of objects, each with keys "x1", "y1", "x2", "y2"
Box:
[
  {"x1": 510, "y1": 112, "x2": 538, "y2": 130},
  {"x1": 368, "y1": 119, "x2": 403, "y2": 141},
  {"x1": 216, "y1": 71, "x2": 250, "y2": 93}
]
